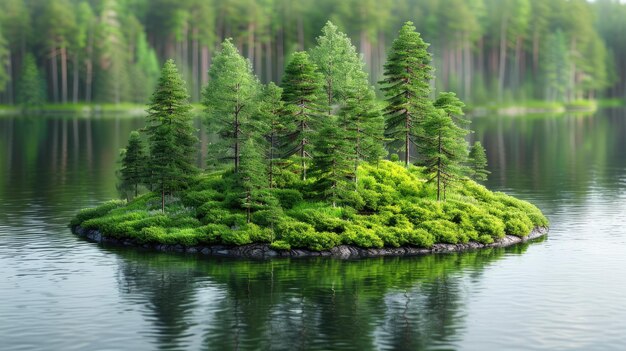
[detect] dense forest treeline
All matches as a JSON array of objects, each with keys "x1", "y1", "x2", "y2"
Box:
[{"x1": 0, "y1": 0, "x2": 624, "y2": 106}]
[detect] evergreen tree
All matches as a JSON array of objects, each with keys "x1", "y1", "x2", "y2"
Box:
[
  {"x1": 119, "y1": 130, "x2": 148, "y2": 199},
  {"x1": 420, "y1": 109, "x2": 468, "y2": 201},
  {"x1": 310, "y1": 21, "x2": 365, "y2": 115},
  {"x1": 433, "y1": 92, "x2": 469, "y2": 128},
  {"x1": 16, "y1": 53, "x2": 46, "y2": 108},
  {"x1": 203, "y1": 39, "x2": 260, "y2": 173},
  {"x1": 380, "y1": 21, "x2": 434, "y2": 167},
  {"x1": 543, "y1": 30, "x2": 570, "y2": 102},
  {"x1": 145, "y1": 59, "x2": 198, "y2": 212},
  {"x1": 280, "y1": 51, "x2": 323, "y2": 181},
  {"x1": 468, "y1": 141, "x2": 490, "y2": 182},
  {"x1": 258, "y1": 82, "x2": 286, "y2": 188},
  {"x1": 237, "y1": 139, "x2": 273, "y2": 223},
  {"x1": 312, "y1": 123, "x2": 354, "y2": 207},
  {"x1": 339, "y1": 83, "x2": 386, "y2": 185}
]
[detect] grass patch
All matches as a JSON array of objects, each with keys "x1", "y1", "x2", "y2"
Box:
[{"x1": 71, "y1": 160, "x2": 548, "y2": 251}]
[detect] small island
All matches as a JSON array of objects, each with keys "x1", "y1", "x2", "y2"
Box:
[{"x1": 71, "y1": 22, "x2": 548, "y2": 258}]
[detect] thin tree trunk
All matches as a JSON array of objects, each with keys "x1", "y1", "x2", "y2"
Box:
[
  {"x1": 6, "y1": 49, "x2": 13, "y2": 104},
  {"x1": 192, "y1": 28, "x2": 199, "y2": 101},
  {"x1": 277, "y1": 28, "x2": 284, "y2": 81},
  {"x1": 437, "y1": 132, "x2": 442, "y2": 201},
  {"x1": 51, "y1": 47, "x2": 59, "y2": 103},
  {"x1": 61, "y1": 46, "x2": 68, "y2": 104},
  {"x1": 464, "y1": 35, "x2": 472, "y2": 100},
  {"x1": 405, "y1": 112, "x2": 410, "y2": 167},
  {"x1": 297, "y1": 16, "x2": 304, "y2": 50},
  {"x1": 201, "y1": 46, "x2": 209, "y2": 87},
  {"x1": 247, "y1": 22, "x2": 255, "y2": 64},
  {"x1": 72, "y1": 52, "x2": 79, "y2": 104},
  {"x1": 161, "y1": 187, "x2": 165, "y2": 212},
  {"x1": 255, "y1": 34, "x2": 262, "y2": 79},
  {"x1": 498, "y1": 17, "x2": 508, "y2": 101},
  {"x1": 265, "y1": 40, "x2": 272, "y2": 82},
  {"x1": 85, "y1": 28, "x2": 94, "y2": 103}
]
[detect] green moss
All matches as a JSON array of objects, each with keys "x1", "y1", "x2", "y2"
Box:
[{"x1": 71, "y1": 160, "x2": 548, "y2": 251}]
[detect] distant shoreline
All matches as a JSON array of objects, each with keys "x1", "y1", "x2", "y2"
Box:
[{"x1": 72, "y1": 225, "x2": 548, "y2": 259}]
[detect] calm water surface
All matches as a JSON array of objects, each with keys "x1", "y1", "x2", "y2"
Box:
[{"x1": 1, "y1": 110, "x2": 626, "y2": 350}]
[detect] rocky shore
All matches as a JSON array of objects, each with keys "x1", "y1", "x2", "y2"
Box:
[{"x1": 72, "y1": 225, "x2": 548, "y2": 259}]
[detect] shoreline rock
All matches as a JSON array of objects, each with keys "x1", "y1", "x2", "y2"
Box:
[{"x1": 72, "y1": 226, "x2": 548, "y2": 259}]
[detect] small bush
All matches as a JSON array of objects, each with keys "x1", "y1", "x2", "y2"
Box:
[
  {"x1": 270, "y1": 188, "x2": 303, "y2": 209},
  {"x1": 270, "y1": 240, "x2": 291, "y2": 251},
  {"x1": 221, "y1": 230, "x2": 252, "y2": 246}
]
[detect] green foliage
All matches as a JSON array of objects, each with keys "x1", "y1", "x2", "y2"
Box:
[
  {"x1": 118, "y1": 131, "x2": 148, "y2": 200},
  {"x1": 203, "y1": 39, "x2": 260, "y2": 170},
  {"x1": 468, "y1": 141, "x2": 490, "y2": 182},
  {"x1": 380, "y1": 21, "x2": 434, "y2": 166},
  {"x1": 16, "y1": 53, "x2": 45, "y2": 107},
  {"x1": 145, "y1": 59, "x2": 198, "y2": 211},
  {"x1": 280, "y1": 51, "x2": 323, "y2": 181}
]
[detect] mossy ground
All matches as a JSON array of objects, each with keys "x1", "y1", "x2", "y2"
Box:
[{"x1": 71, "y1": 160, "x2": 548, "y2": 251}]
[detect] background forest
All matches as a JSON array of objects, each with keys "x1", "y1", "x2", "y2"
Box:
[{"x1": 0, "y1": 0, "x2": 624, "y2": 106}]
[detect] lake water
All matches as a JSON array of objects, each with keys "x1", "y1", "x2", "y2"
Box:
[{"x1": 1, "y1": 109, "x2": 626, "y2": 350}]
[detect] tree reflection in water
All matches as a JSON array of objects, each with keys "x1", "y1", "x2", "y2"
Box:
[{"x1": 111, "y1": 242, "x2": 535, "y2": 350}]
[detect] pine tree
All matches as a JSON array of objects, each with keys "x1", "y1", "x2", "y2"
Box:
[
  {"x1": 145, "y1": 59, "x2": 198, "y2": 212},
  {"x1": 310, "y1": 21, "x2": 365, "y2": 115},
  {"x1": 380, "y1": 21, "x2": 434, "y2": 167},
  {"x1": 468, "y1": 141, "x2": 490, "y2": 182},
  {"x1": 119, "y1": 130, "x2": 148, "y2": 199},
  {"x1": 238, "y1": 139, "x2": 272, "y2": 223},
  {"x1": 203, "y1": 39, "x2": 260, "y2": 173},
  {"x1": 420, "y1": 109, "x2": 468, "y2": 201},
  {"x1": 433, "y1": 92, "x2": 469, "y2": 128},
  {"x1": 312, "y1": 123, "x2": 354, "y2": 207},
  {"x1": 16, "y1": 53, "x2": 46, "y2": 108},
  {"x1": 339, "y1": 83, "x2": 386, "y2": 185},
  {"x1": 280, "y1": 51, "x2": 323, "y2": 181},
  {"x1": 257, "y1": 82, "x2": 285, "y2": 188}
]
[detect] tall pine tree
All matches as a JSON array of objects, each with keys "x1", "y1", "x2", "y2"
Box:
[
  {"x1": 145, "y1": 59, "x2": 198, "y2": 212},
  {"x1": 380, "y1": 21, "x2": 434, "y2": 167},
  {"x1": 338, "y1": 84, "x2": 385, "y2": 186},
  {"x1": 203, "y1": 39, "x2": 260, "y2": 173},
  {"x1": 280, "y1": 51, "x2": 323, "y2": 181},
  {"x1": 257, "y1": 82, "x2": 285, "y2": 188},
  {"x1": 310, "y1": 21, "x2": 365, "y2": 115}
]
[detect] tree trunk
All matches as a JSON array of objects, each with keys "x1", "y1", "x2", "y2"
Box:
[
  {"x1": 297, "y1": 16, "x2": 304, "y2": 50},
  {"x1": 247, "y1": 22, "x2": 255, "y2": 64},
  {"x1": 192, "y1": 28, "x2": 199, "y2": 101},
  {"x1": 61, "y1": 46, "x2": 68, "y2": 104},
  {"x1": 51, "y1": 47, "x2": 59, "y2": 103},
  {"x1": 405, "y1": 112, "x2": 410, "y2": 167},
  {"x1": 72, "y1": 52, "x2": 79, "y2": 104},
  {"x1": 85, "y1": 28, "x2": 94, "y2": 103},
  {"x1": 277, "y1": 28, "x2": 284, "y2": 82},
  {"x1": 201, "y1": 46, "x2": 210, "y2": 88},
  {"x1": 6, "y1": 49, "x2": 13, "y2": 104},
  {"x1": 161, "y1": 187, "x2": 165, "y2": 212},
  {"x1": 498, "y1": 17, "x2": 508, "y2": 101},
  {"x1": 265, "y1": 40, "x2": 272, "y2": 82}
]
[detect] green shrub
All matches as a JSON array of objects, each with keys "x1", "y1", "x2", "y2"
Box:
[
  {"x1": 198, "y1": 224, "x2": 230, "y2": 243},
  {"x1": 221, "y1": 230, "x2": 252, "y2": 246},
  {"x1": 270, "y1": 240, "x2": 291, "y2": 251},
  {"x1": 137, "y1": 226, "x2": 167, "y2": 244},
  {"x1": 243, "y1": 223, "x2": 273, "y2": 243},
  {"x1": 343, "y1": 225, "x2": 384, "y2": 248},
  {"x1": 270, "y1": 188, "x2": 303, "y2": 209},
  {"x1": 71, "y1": 200, "x2": 125, "y2": 226},
  {"x1": 181, "y1": 190, "x2": 220, "y2": 207},
  {"x1": 419, "y1": 220, "x2": 461, "y2": 244}
]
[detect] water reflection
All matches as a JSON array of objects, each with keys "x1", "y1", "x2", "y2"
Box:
[{"x1": 109, "y1": 243, "x2": 533, "y2": 350}]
